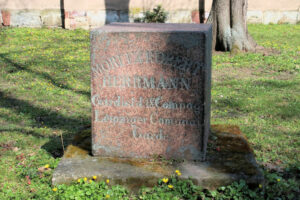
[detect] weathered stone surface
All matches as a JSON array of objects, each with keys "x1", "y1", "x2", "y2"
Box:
[
  {"x1": 52, "y1": 125, "x2": 263, "y2": 190},
  {"x1": 0, "y1": 11, "x2": 2, "y2": 26},
  {"x1": 40, "y1": 10, "x2": 62, "y2": 27},
  {"x1": 102, "y1": 10, "x2": 128, "y2": 24},
  {"x1": 0, "y1": 9, "x2": 62, "y2": 28},
  {"x1": 65, "y1": 11, "x2": 89, "y2": 29},
  {"x1": 280, "y1": 11, "x2": 299, "y2": 24},
  {"x1": 1, "y1": 10, "x2": 10, "y2": 26},
  {"x1": 263, "y1": 11, "x2": 299, "y2": 24},
  {"x1": 90, "y1": 23, "x2": 212, "y2": 161},
  {"x1": 53, "y1": 155, "x2": 172, "y2": 192},
  {"x1": 10, "y1": 10, "x2": 42, "y2": 27},
  {"x1": 247, "y1": 11, "x2": 263, "y2": 23},
  {"x1": 191, "y1": 10, "x2": 200, "y2": 23},
  {"x1": 166, "y1": 11, "x2": 193, "y2": 23},
  {"x1": 87, "y1": 11, "x2": 106, "y2": 28}
]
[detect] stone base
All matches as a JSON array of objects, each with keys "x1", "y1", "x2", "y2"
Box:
[{"x1": 52, "y1": 125, "x2": 263, "y2": 191}]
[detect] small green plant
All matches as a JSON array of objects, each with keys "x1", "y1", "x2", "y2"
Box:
[
  {"x1": 53, "y1": 180, "x2": 128, "y2": 200},
  {"x1": 135, "y1": 5, "x2": 168, "y2": 23},
  {"x1": 138, "y1": 170, "x2": 204, "y2": 200}
]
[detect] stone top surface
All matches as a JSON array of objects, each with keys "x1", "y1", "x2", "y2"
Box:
[{"x1": 91, "y1": 23, "x2": 212, "y2": 33}]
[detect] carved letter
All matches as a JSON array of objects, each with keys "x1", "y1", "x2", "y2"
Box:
[
  {"x1": 91, "y1": 94, "x2": 99, "y2": 106},
  {"x1": 146, "y1": 51, "x2": 155, "y2": 63},
  {"x1": 192, "y1": 61, "x2": 203, "y2": 76},
  {"x1": 142, "y1": 76, "x2": 156, "y2": 89},
  {"x1": 169, "y1": 78, "x2": 179, "y2": 89},
  {"x1": 102, "y1": 76, "x2": 111, "y2": 87},
  {"x1": 112, "y1": 76, "x2": 117, "y2": 87},
  {"x1": 108, "y1": 55, "x2": 124, "y2": 68},
  {"x1": 150, "y1": 112, "x2": 158, "y2": 124},
  {"x1": 180, "y1": 78, "x2": 191, "y2": 90},
  {"x1": 94, "y1": 110, "x2": 100, "y2": 122},
  {"x1": 131, "y1": 124, "x2": 139, "y2": 138},
  {"x1": 133, "y1": 76, "x2": 142, "y2": 88},
  {"x1": 114, "y1": 96, "x2": 121, "y2": 107},
  {"x1": 124, "y1": 52, "x2": 132, "y2": 65},
  {"x1": 135, "y1": 51, "x2": 144, "y2": 64},
  {"x1": 155, "y1": 96, "x2": 161, "y2": 107},
  {"x1": 92, "y1": 64, "x2": 104, "y2": 75},
  {"x1": 102, "y1": 60, "x2": 111, "y2": 71},
  {"x1": 156, "y1": 129, "x2": 166, "y2": 140},
  {"x1": 158, "y1": 77, "x2": 167, "y2": 89},
  {"x1": 155, "y1": 51, "x2": 163, "y2": 64}
]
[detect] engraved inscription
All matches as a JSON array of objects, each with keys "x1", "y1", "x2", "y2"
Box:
[
  {"x1": 131, "y1": 125, "x2": 167, "y2": 140},
  {"x1": 94, "y1": 111, "x2": 147, "y2": 125},
  {"x1": 91, "y1": 24, "x2": 211, "y2": 160},
  {"x1": 92, "y1": 51, "x2": 204, "y2": 76},
  {"x1": 92, "y1": 95, "x2": 202, "y2": 114},
  {"x1": 98, "y1": 75, "x2": 194, "y2": 90},
  {"x1": 94, "y1": 111, "x2": 201, "y2": 127}
]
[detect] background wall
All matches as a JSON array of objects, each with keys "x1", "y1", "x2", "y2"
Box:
[{"x1": 1, "y1": 0, "x2": 299, "y2": 29}]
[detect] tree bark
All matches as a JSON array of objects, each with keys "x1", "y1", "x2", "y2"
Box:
[{"x1": 207, "y1": 0, "x2": 256, "y2": 51}]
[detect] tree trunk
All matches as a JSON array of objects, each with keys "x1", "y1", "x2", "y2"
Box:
[
  {"x1": 199, "y1": 0, "x2": 205, "y2": 23},
  {"x1": 207, "y1": 0, "x2": 256, "y2": 51}
]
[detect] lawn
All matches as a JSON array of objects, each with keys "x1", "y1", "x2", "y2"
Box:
[{"x1": 0, "y1": 24, "x2": 299, "y2": 199}]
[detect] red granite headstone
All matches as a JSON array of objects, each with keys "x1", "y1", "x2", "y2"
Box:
[{"x1": 91, "y1": 23, "x2": 212, "y2": 160}]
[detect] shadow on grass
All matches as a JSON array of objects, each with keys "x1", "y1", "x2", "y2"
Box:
[
  {"x1": 42, "y1": 136, "x2": 68, "y2": 158},
  {"x1": 0, "y1": 128, "x2": 51, "y2": 138},
  {"x1": 0, "y1": 91, "x2": 90, "y2": 157},
  {"x1": 212, "y1": 79, "x2": 300, "y2": 119},
  {"x1": 0, "y1": 29, "x2": 91, "y2": 158},
  {"x1": 253, "y1": 79, "x2": 298, "y2": 89},
  {"x1": 42, "y1": 125, "x2": 92, "y2": 158},
  {"x1": 0, "y1": 128, "x2": 65, "y2": 158},
  {"x1": 0, "y1": 51, "x2": 90, "y2": 98}
]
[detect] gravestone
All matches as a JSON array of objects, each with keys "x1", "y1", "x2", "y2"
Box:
[
  {"x1": 90, "y1": 23, "x2": 212, "y2": 160},
  {"x1": 52, "y1": 24, "x2": 263, "y2": 189}
]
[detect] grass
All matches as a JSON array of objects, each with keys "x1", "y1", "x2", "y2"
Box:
[{"x1": 0, "y1": 24, "x2": 299, "y2": 199}]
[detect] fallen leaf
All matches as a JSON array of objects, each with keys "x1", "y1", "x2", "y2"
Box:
[
  {"x1": 25, "y1": 176, "x2": 31, "y2": 185},
  {"x1": 12, "y1": 147, "x2": 19, "y2": 152},
  {"x1": 38, "y1": 166, "x2": 51, "y2": 173}
]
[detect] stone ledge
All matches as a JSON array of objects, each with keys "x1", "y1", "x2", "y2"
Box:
[{"x1": 52, "y1": 124, "x2": 263, "y2": 191}]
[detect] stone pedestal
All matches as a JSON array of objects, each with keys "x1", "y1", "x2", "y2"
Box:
[{"x1": 52, "y1": 125, "x2": 264, "y2": 191}]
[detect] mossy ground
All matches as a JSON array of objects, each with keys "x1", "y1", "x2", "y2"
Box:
[{"x1": 0, "y1": 24, "x2": 299, "y2": 199}]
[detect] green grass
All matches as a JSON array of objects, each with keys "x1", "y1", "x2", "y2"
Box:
[
  {"x1": 0, "y1": 24, "x2": 299, "y2": 199},
  {"x1": 212, "y1": 24, "x2": 300, "y2": 168}
]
